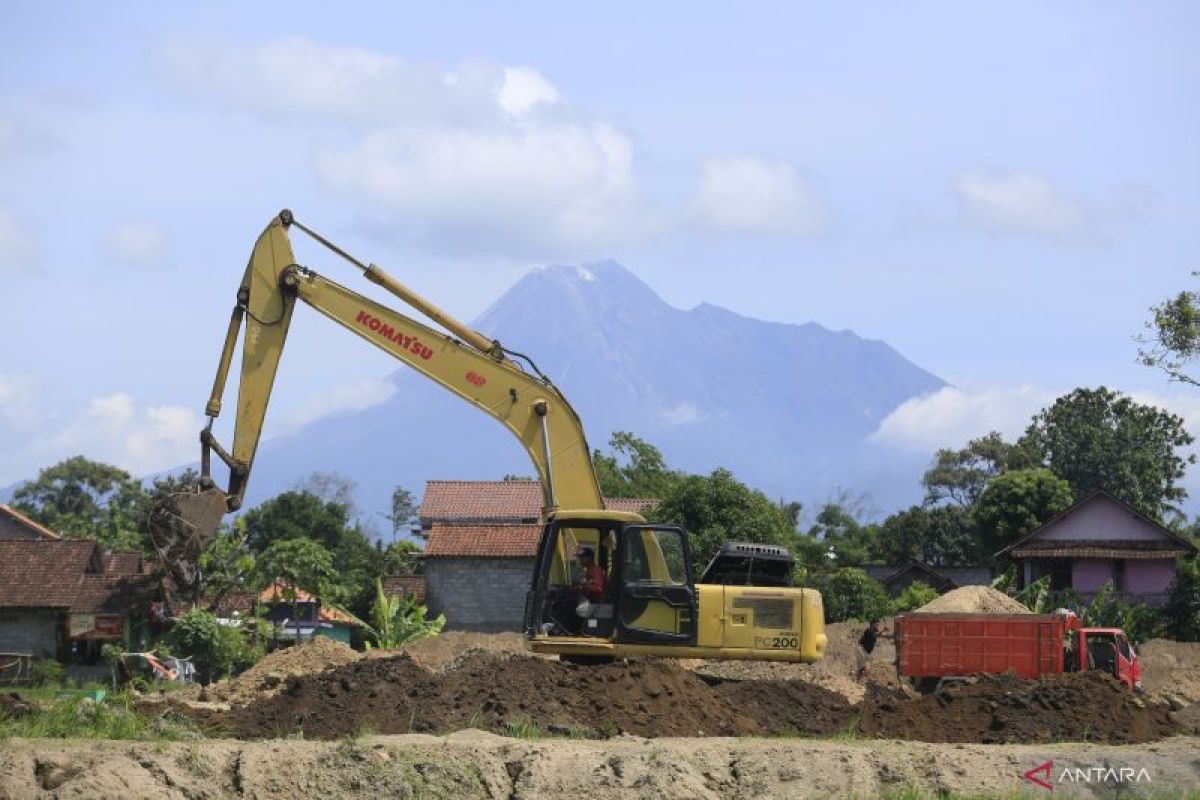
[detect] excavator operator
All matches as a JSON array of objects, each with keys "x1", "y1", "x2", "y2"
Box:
[{"x1": 574, "y1": 545, "x2": 607, "y2": 603}]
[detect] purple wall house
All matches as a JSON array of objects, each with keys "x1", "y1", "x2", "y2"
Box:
[{"x1": 997, "y1": 492, "x2": 1197, "y2": 607}]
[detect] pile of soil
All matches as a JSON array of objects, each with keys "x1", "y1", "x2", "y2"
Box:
[
  {"x1": 1137, "y1": 638, "x2": 1200, "y2": 704},
  {"x1": 915, "y1": 586, "x2": 1029, "y2": 614},
  {"x1": 387, "y1": 631, "x2": 532, "y2": 672},
  {"x1": 692, "y1": 620, "x2": 901, "y2": 703},
  {"x1": 226, "y1": 651, "x2": 856, "y2": 740},
  {"x1": 207, "y1": 637, "x2": 362, "y2": 704},
  {"x1": 860, "y1": 671, "x2": 1178, "y2": 744}
]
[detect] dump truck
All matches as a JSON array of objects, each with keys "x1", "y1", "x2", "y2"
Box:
[{"x1": 894, "y1": 610, "x2": 1142, "y2": 692}]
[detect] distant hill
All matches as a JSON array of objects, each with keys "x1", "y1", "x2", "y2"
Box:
[{"x1": 231, "y1": 260, "x2": 944, "y2": 534}]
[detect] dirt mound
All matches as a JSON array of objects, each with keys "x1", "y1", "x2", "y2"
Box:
[
  {"x1": 860, "y1": 671, "x2": 1178, "y2": 744},
  {"x1": 915, "y1": 585, "x2": 1029, "y2": 614},
  {"x1": 226, "y1": 651, "x2": 859, "y2": 740},
  {"x1": 208, "y1": 637, "x2": 362, "y2": 704},
  {"x1": 388, "y1": 630, "x2": 532, "y2": 672},
  {"x1": 1137, "y1": 638, "x2": 1200, "y2": 704},
  {"x1": 692, "y1": 620, "x2": 900, "y2": 703}
]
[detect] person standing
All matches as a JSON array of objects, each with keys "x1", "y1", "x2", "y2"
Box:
[{"x1": 856, "y1": 618, "x2": 888, "y2": 681}]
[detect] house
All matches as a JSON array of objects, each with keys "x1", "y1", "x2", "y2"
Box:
[
  {"x1": 996, "y1": 491, "x2": 1198, "y2": 606},
  {"x1": 418, "y1": 480, "x2": 655, "y2": 631},
  {"x1": 863, "y1": 560, "x2": 992, "y2": 597},
  {"x1": 0, "y1": 539, "x2": 159, "y2": 677},
  {"x1": 0, "y1": 504, "x2": 62, "y2": 541},
  {"x1": 254, "y1": 580, "x2": 363, "y2": 645}
]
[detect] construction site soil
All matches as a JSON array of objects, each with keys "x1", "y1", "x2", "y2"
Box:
[{"x1": 215, "y1": 649, "x2": 1181, "y2": 744}]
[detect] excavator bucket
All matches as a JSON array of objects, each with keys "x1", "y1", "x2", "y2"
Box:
[{"x1": 147, "y1": 488, "x2": 228, "y2": 590}]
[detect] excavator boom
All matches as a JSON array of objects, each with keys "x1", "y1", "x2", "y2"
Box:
[{"x1": 150, "y1": 211, "x2": 603, "y2": 591}]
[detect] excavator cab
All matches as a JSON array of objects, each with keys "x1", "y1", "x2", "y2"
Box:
[{"x1": 525, "y1": 511, "x2": 697, "y2": 651}]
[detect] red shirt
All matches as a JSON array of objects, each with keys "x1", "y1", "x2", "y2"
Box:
[{"x1": 582, "y1": 564, "x2": 606, "y2": 601}]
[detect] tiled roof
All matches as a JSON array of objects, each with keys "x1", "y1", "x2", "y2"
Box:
[
  {"x1": 424, "y1": 523, "x2": 542, "y2": 558},
  {"x1": 0, "y1": 504, "x2": 62, "y2": 540},
  {"x1": 1010, "y1": 539, "x2": 1192, "y2": 560},
  {"x1": 418, "y1": 480, "x2": 656, "y2": 523},
  {"x1": 0, "y1": 540, "x2": 96, "y2": 607},
  {"x1": 0, "y1": 540, "x2": 156, "y2": 611},
  {"x1": 382, "y1": 574, "x2": 426, "y2": 604}
]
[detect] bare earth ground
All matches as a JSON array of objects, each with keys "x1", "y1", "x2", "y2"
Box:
[{"x1": 1, "y1": 733, "x2": 1198, "y2": 799}]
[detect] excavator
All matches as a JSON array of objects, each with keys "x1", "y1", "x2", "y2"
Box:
[{"x1": 151, "y1": 210, "x2": 827, "y2": 664}]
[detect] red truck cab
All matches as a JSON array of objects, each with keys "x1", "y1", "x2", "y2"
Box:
[{"x1": 894, "y1": 611, "x2": 1142, "y2": 691}]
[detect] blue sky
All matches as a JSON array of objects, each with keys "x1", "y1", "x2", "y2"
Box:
[{"x1": 2, "y1": 2, "x2": 1199, "y2": 507}]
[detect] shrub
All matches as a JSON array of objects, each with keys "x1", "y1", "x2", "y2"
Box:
[
  {"x1": 1164, "y1": 557, "x2": 1200, "y2": 641},
  {"x1": 364, "y1": 578, "x2": 445, "y2": 649},
  {"x1": 894, "y1": 581, "x2": 939, "y2": 613},
  {"x1": 168, "y1": 609, "x2": 257, "y2": 682},
  {"x1": 30, "y1": 659, "x2": 65, "y2": 687},
  {"x1": 811, "y1": 567, "x2": 893, "y2": 623}
]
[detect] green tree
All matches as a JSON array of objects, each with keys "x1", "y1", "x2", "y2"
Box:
[
  {"x1": 243, "y1": 491, "x2": 352, "y2": 554},
  {"x1": 255, "y1": 537, "x2": 336, "y2": 642},
  {"x1": 805, "y1": 502, "x2": 878, "y2": 567},
  {"x1": 894, "y1": 581, "x2": 939, "y2": 612},
  {"x1": 167, "y1": 608, "x2": 258, "y2": 682},
  {"x1": 1019, "y1": 387, "x2": 1195, "y2": 519},
  {"x1": 593, "y1": 432, "x2": 682, "y2": 499},
  {"x1": 12, "y1": 456, "x2": 149, "y2": 550},
  {"x1": 922, "y1": 432, "x2": 1034, "y2": 507},
  {"x1": 974, "y1": 468, "x2": 1075, "y2": 555},
  {"x1": 198, "y1": 518, "x2": 256, "y2": 612},
  {"x1": 648, "y1": 468, "x2": 793, "y2": 569},
  {"x1": 1139, "y1": 276, "x2": 1200, "y2": 388},
  {"x1": 1164, "y1": 558, "x2": 1200, "y2": 641},
  {"x1": 810, "y1": 568, "x2": 893, "y2": 623},
  {"x1": 364, "y1": 578, "x2": 445, "y2": 649},
  {"x1": 873, "y1": 504, "x2": 982, "y2": 566},
  {"x1": 388, "y1": 486, "x2": 417, "y2": 540}
]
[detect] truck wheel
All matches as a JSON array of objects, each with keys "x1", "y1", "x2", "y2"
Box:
[{"x1": 912, "y1": 677, "x2": 939, "y2": 695}]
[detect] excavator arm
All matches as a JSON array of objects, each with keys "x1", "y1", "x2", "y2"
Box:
[{"x1": 150, "y1": 210, "x2": 603, "y2": 592}]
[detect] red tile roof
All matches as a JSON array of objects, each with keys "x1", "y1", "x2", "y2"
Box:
[
  {"x1": 418, "y1": 480, "x2": 656, "y2": 523},
  {"x1": 424, "y1": 523, "x2": 542, "y2": 558},
  {"x1": 382, "y1": 574, "x2": 426, "y2": 604},
  {"x1": 0, "y1": 504, "x2": 62, "y2": 540},
  {"x1": 259, "y1": 580, "x2": 362, "y2": 626},
  {"x1": 0, "y1": 540, "x2": 96, "y2": 607}
]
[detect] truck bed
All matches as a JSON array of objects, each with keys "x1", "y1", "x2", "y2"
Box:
[{"x1": 895, "y1": 612, "x2": 1069, "y2": 680}]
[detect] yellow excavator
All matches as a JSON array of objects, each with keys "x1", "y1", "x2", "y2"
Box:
[{"x1": 152, "y1": 210, "x2": 826, "y2": 664}]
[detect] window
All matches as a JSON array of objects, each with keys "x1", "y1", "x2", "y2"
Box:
[
  {"x1": 1112, "y1": 560, "x2": 1125, "y2": 592},
  {"x1": 621, "y1": 527, "x2": 688, "y2": 585}
]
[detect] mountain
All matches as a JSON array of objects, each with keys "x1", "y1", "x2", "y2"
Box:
[{"x1": 235, "y1": 260, "x2": 944, "y2": 533}]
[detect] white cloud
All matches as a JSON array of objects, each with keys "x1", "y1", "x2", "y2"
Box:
[
  {"x1": 955, "y1": 168, "x2": 1086, "y2": 237},
  {"x1": 696, "y1": 155, "x2": 829, "y2": 236},
  {"x1": 497, "y1": 66, "x2": 560, "y2": 116},
  {"x1": 103, "y1": 222, "x2": 170, "y2": 269},
  {"x1": 166, "y1": 37, "x2": 639, "y2": 257},
  {"x1": 0, "y1": 207, "x2": 36, "y2": 274},
  {"x1": 0, "y1": 387, "x2": 202, "y2": 486},
  {"x1": 659, "y1": 401, "x2": 707, "y2": 428},
  {"x1": 870, "y1": 385, "x2": 1053, "y2": 452},
  {"x1": 276, "y1": 377, "x2": 397, "y2": 434},
  {"x1": 317, "y1": 120, "x2": 637, "y2": 255},
  {"x1": 0, "y1": 373, "x2": 41, "y2": 431}
]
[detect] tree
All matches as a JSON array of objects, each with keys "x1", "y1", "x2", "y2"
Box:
[
  {"x1": 1019, "y1": 387, "x2": 1195, "y2": 519},
  {"x1": 593, "y1": 432, "x2": 682, "y2": 499},
  {"x1": 1164, "y1": 558, "x2": 1200, "y2": 641},
  {"x1": 809, "y1": 568, "x2": 893, "y2": 623},
  {"x1": 648, "y1": 468, "x2": 793, "y2": 569},
  {"x1": 874, "y1": 504, "x2": 982, "y2": 566},
  {"x1": 198, "y1": 518, "x2": 256, "y2": 612},
  {"x1": 379, "y1": 539, "x2": 423, "y2": 576},
  {"x1": 364, "y1": 578, "x2": 445, "y2": 649},
  {"x1": 921, "y1": 432, "x2": 1034, "y2": 507},
  {"x1": 805, "y1": 502, "x2": 878, "y2": 567},
  {"x1": 12, "y1": 456, "x2": 148, "y2": 550},
  {"x1": 388, "y1": 486, "x2": 417, "y2": 541},
  {"x1": 167, "y1": 608, "x2": 258, "y2": 682},
  {"x1": 243, "y1": 491, "x2": 352, "y2": 554},
  {"x1": 974, "y1": 468, "x2": 1075, "y2": 555},
  {"x1": 293, "y1": 471, "x2": 358, "y2": 516},
  {"x1": 255, "y1": 537, "x2": 336, "y2": 643},
  {"x1": 1139, "y1": 276, "x2": 1200, "y2": 388},
  {"x1": 894, "y1": 581, "x2": 939, "y2": 612}
]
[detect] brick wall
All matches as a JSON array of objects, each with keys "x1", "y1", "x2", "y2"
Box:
[
  {"x1": 425, "y1": 558, "x2": 534, "y2": 632},
  {"x1": 0, "y1": 610, "x2": 60, "y2": 657}
]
